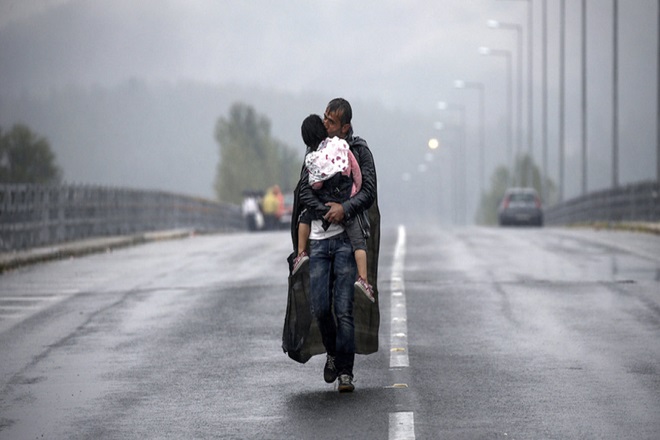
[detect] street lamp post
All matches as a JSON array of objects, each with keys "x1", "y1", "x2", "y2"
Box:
[
  {"x1": 496, "y1": 0, "x2": 534, "y2": 186},
  {"x1": 437, "y1": 103, "x2": 467, "y2": 224},
  {"x1": 559, "y1": 0, "x2": 566, "y2": 201},
  {"x1": 581, "y1": 0, "x2": 588, "y2": 195},
  {"x1": 433, "y1": 122, "x2": 459, "y2": 224},
  {"x1": 542, "y1": 0, "x2": 548, "y2": 201},
  {"x1": 454, "y1": 80, "x2": 486, "y2": 195},
  {"x1": 480, "y1": 47, "x2": 514, "y2": 186},
  {"x1": 433, "y1": 122, "x2": 458, "y2": 224},
  {"x1": 488, "y1": 20, "x2": 523, "y2": 175},
  {"x1": 612, "y1": 0, "x2": 619, "y2": 189},
  {"x1": 425, "y1": 138, "x2": 442, "y2": 222},
  {"x1": 526, "y1": 1, "x2": 534, "y2": 187}
]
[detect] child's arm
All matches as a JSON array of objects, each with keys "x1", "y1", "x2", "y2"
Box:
[
  {"x1": 340, "y1": 139, "x2": 376, "y2": 222},
  {"x1": 299, "y1": 165, "x2": 330, "y2": 220},
  {"x1": 347, "y1": 150, "x2": 362, "y2": 196},
  {"x1": 305, "y1": 151, "x2": 326, "y2": 190}
]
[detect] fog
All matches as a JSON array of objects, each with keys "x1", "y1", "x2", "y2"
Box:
[{"x1": 0, "y1": 0, "x2": 657, "y2": 225}]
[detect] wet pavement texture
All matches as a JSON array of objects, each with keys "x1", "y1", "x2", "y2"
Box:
[{"x1": 0, "y1": 226, "x2": 659, "y2": 439}]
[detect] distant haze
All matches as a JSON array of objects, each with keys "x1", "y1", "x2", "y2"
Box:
[{"x1": 0, "y1": 0, "x2": 657, "y2": 224}]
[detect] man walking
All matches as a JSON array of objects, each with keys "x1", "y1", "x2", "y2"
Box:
[{"x1": 297, "y1": 98, "x2": 379, "y2": 392}]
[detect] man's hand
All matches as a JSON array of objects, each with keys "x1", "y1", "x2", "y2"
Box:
[{"x1": 324, "y1": 202, "x2": 345, "y2": 223}]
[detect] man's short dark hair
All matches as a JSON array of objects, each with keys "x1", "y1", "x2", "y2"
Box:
[
  {"x1": 301, "y1": 114, "x2": 327, "y2": 149},
  {"x1": 327, "y1": 98, "x2": 352, "y2": 126}
]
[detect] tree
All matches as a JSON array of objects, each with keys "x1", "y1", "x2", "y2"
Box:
[
  {"x1": 475, "y1": 153, "x2": 557, "y2": 225},
  {"x1": 475, "y1": 166, "x2": 511, "y2": 225},
  {"x1": 0, "y1": 124, "x2": 62, "y2": 184},
  {"x1": 214, "y1": 102, "x2": 298, "y2": 203}
]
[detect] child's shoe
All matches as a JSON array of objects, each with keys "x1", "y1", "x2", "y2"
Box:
[
  {"x1": 354, "y1": 276, "x2": 375, "y2": 303},
  {"x1": 292, "y1": 251, "x2": 309, "y2": 275}
]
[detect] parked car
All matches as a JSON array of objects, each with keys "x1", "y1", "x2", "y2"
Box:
[{"x1": 498, "y1": 187, "x2": 543, "y2": 227}]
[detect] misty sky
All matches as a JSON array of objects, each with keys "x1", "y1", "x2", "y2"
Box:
[
  {"x1": 0, "y1": 0, "x2": 658, "y2": 213},
  {"x1": 0, "y1": 0, "x2": 540, "y2": 109},
  {"x1": 1, "y1": 1, "x2": 656, "y2": 108}
]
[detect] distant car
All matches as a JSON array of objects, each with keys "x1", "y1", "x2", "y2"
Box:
[{"x1": 498, "y1": 187, "x2": 543, "y2": 227}]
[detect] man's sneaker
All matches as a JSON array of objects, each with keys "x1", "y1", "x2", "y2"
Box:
[
  {"x1": 292, "y1": 251, "x2": 309, "y2": 275},
  {"x1": 323, "y1": 355, "x2": 338, "y2": 383},
  {"x1": 354, "y1": 277, "x2": 375, "y2": 303},
  {"x1": 337, "y1": 374, "x2": 354, "y2": 393}
]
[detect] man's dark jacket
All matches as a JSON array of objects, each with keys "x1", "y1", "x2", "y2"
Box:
[{"x1": 282, "y1": 133, "x2": 381, "y2": 363}]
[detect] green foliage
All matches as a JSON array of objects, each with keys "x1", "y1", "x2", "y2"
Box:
[
  {"x1": 214, "y1": 103, "x2": 298, "y2": 204},
  {"x1": 475, "y1": 153, "x2": 557, "y2": 225},
  {"x1": 274, "y1": 139, "x2": 301, "y2": 192},
  {"x1": 475, "y1": 166, "x2": 511, "y2": 225},
  {"x1": 0, "y1": 124, "x2": 62, "y2": 184}
]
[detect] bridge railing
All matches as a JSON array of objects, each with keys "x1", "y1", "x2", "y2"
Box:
[
  {"x1": 544, "y1": 180, "x2": 660, "y2": 225},
  {"x1": 0, "y1": 184, "x2": 244, "y2": 251}
]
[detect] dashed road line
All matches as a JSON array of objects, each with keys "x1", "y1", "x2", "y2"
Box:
[
  {"x1": 389, "y1": 225, "x2": 415, "y2": 439},
  {"x1": 389, "y1": 411, "x2": 415, "y2": 440},
  {"x1": 390, "y1": 224, "x2": 409, "y2": 368}
]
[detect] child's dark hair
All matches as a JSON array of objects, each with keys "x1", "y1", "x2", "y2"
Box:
[{"x1": 301, "y1": 114, "x2": 327, "y2": 150}]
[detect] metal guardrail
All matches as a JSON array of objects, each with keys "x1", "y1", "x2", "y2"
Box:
[
  {"x1": 544, "y1": 180, "x2": 660, "y2": 225},
  {"x1": 0, "y1": 184, "x2": 244, "y2": 251},
  {"x1": 2, "y1": 180, "x2": 656, "y2": 250}
]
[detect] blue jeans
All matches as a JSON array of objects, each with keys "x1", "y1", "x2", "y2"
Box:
[{"x1": 309, "y1": 232, "x2": 357, "y2": 375}]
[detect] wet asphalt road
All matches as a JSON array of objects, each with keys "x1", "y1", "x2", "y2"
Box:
[{"x1": 0, "y1": 225, "x2": 659, "y2": 439}]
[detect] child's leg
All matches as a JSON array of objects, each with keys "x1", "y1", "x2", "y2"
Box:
[
  {"x1": 345, "y1": 220, "x2": 369, "y2": 281},
  {"x1": 354, "y1": 249, "x2": 368, "y2": 281},
  {"x1": 292, "y1": 220, "x2": 311, "y2": 275},
  {"x1": 353, "y1": 246, "x2": 374, "y2": 302},
  {"x1": 297, "y1": 222, "x2": 310, "y2": 255}
]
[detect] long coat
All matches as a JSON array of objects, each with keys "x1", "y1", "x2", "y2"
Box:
[{"x1": 282, "y1": 135, "x2": 381, "y2": 364}]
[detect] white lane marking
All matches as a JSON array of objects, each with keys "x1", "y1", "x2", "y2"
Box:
[
  {"x1": 0, "y1": 296, "x2": 61, "y2": 301},
  {"x1": 389, "y1": 412, "x2": 415, "y2": 440},
  {"x1": 389, "y1": 226, "x2": 415, "y2": 438},
  {"x1": 390, "y1": 225, "x2": 409, "y2": 368},
  {"x1": 0, "y1": 291, "x2": 75, "y2": 323}
]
